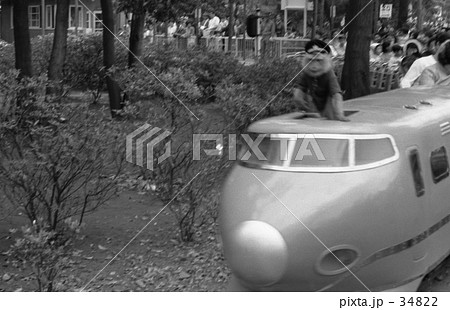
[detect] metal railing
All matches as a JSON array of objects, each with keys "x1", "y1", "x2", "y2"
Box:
[{"x1": 152, "y1": 35, "x2": 309, "y2": 59}]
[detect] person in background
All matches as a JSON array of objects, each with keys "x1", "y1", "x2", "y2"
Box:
[
  {"x1": 234, "y1": 19, "x2": 243, "y2": 37},
  {"x1": 409, "y1": 30, "x2": 419, "y2": 40},
  {"x1": 421, "y1": 35, "x2": 438, "y2": 57},
  {"x1": 417, "y1": 30, "x2": 433, "y2": 48},
  {"x1": 400, "y1": 54, "x2": 420, "y2": 77},
  {"x1": 199, "y1": 13, "x2": 210, "y2": 37},
  {"x1": 167, "y1": 19, "x2": 177, "y2": 37},
  {"x1": 370, "y1": 43, "x2": 382, "y2": 62},
  {"x1": 403, "y1": 39, "x2": 422, "y2": 57},
  {"x1": 389, "y1": 44, "x2": 403, "y2": 68},
  {"x1": 275, "y1": 14, "x2": 284, "y2": 37},
  {"x1": 215, "y1": 17, "x2": 229, "y2": 36},
  {"x1": 379, "y1": 41, "x2": 393, "y2": 64},
  {"x1": 396, "y1": 27, "x2": 409, "y2": 45},
  {"x1": 376, "y1": 19, "x2": 387, "y2": 37},
  {"x1": 260, "y1": 13, "x2": 276, "y2": 58},
  {"x1": 414, "y1": 39, "x2": 450, "y2": 86},
  {"x1": 371, "y1": 33, "x2": 382, "y2": 44},
  {"x1": 401, "y1": 32, "x2": 450, "y2": 88},
  {"x1": 205, "y1": 12, "x2": 220, "y2": 37},
  {"x1": 330, "y1": 34, "x2": 346, "y2": 58}
]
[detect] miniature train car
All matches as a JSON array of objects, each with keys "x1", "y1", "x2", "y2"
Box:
[{"x1": 219, "y1": 86, "x2": 450, "y2": 291}]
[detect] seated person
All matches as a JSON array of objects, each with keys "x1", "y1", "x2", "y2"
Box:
[
  {"x1": 389, "y1": 44, "x2": 403, "y2": 68},
  {"x1": 293, "y1": 39, "x2": 348, "y2": 121},
  {"x1": 414, "y1": 40, "x2": 450, "y2": 86},
  {"x1": 403, "y1": 39, "x2": 423, "y2": 57}
]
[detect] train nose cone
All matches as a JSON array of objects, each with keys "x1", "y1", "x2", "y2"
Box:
[{"x1": 226, "y1": 221, "x2": 288, "y2": 286}]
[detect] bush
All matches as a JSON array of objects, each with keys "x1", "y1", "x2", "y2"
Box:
[
  {"x1": 27, "y1": 33, "x2": 128, "y2": 101},
  {"x1": 140, "y1": 44, "x2": 243, "y2": 103}
]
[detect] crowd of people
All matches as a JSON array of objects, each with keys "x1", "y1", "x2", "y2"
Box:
[
  {"x1": 138, "y1": 12, "x2": 450, "y2": 87},
  {"x1": 365, "y1": 20, "x2": 450, "y2": 87}
]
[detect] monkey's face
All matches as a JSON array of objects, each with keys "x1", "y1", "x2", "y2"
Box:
[{"x1": 302, "y1": 53, "x2": 332, "y2": 78}]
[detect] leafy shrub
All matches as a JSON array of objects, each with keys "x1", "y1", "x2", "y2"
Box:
[
  {"x1": 6, "y1": 221, "x2": 78, "y2": 291},
  {"x1": 140, "y1": 44, "x2": 243, "y2": 103},
  {"x1": 28, "y1": 33, "x2": 128, "y2": 102},
  {"x1": 0, "y1": 44, "x2": 15, "y2": 73}
]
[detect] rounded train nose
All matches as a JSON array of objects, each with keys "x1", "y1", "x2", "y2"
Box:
[{"x1": 225, "y1": 221, "x2": 288, "y2": 286}]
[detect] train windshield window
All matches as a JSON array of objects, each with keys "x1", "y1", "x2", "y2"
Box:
[
  {"x1": 238, "y1": 133, "x2": 398, "y2": 171},
  {"x1": 290, "y1": 138, "x2": 349, "y2": 167},
  {"x1": 430, "y1": 146, "x2": 449, "y2": 183},
  {"x1": 355, "y1": 138, "x2": 396, "y2": 166}
]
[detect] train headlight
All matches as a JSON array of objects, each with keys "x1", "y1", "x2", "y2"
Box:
[
  {"x1": 315, "y1": 246, "x2": 360, "y2": 276},
  {"x1": 225, "y1": 221, "x2": 288, "y2": 286}
]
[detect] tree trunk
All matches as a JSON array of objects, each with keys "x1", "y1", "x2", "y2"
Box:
[
  {"x1": 319, "y1": 0, "x2": 325, "y2": 32},
  {"x1": 128, "y1": 0, "x2": 146, "y2": 68},
  {"x1": 373, "y1": 0, "x2": 379, "y2": 34},
  {"x1": 100, "y1": 0, "x2": 122, "y2": 117},
  {"x1": 312, "y1": 0, "x2": 318, "y2": 38},
  {"x1": 417, "y1": 0, "x2": 423, "y2": 31},
  {"x1": 48, "y1": 0, "x2": 70, "y2": 96},
  {"x1": 13, "y1": 0, "x2": 33, "y2": 78},
  {"x1": 397, "y1": 0, "x2": 409, "y2": 29},
  {"x1": 341, "y1": 0, "x2": 373, "y2": 100}
]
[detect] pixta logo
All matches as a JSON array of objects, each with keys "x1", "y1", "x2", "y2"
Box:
[{"x1": 126, "y1": 124, "x2": 171, "y2": 171}]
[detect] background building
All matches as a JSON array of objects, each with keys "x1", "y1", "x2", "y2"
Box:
[{"x1": 0, "y1": 0, "x2": 126, "y2": 42}]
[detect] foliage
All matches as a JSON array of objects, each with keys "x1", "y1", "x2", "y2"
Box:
[
  {"x1": 5, "y1": 220, "x2": 80, "y2": 292},
  {"x1": 0, "y1": 69, "x2": 126, "y2": 232},
  {"x1": 28, "y1": 33, "x2": 128, "y2": 102},
  {"x1": 140, "y1": 44, "x2": 243, "y2": 103},
  {"x1": 0, "y1": 70, "x2": 127, "y2": 290}
]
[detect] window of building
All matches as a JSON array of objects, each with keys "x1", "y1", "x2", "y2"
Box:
[
  {"x1": 86, "y1": 11, "x2": 92, "y2": 30},
  {"x1": 94, "y1": 11, "x2": 103, "y2": 31},
  {"x1": 45, "y1": 5, "x2": 56, "y2": 29},
  {"x1": 29, "y1": 6, "x2": 41, "y2": 29},
  {"x1": 430, "y1": 146, "x2": 449, "y2": 183},
  {"x1": 69, "y1": 5, "x2": 83, "y2": 28}
]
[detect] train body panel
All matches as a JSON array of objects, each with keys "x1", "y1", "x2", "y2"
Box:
[{"x1": 219, "y1": 86, "x2": 450, "y2": 291}]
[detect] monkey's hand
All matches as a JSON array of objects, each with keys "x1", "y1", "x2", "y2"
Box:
[
  {"x1": 331, "y1": 93, "x2": 350, "y2": 122},
  {"x1": 293, "y1": 88, "x2": 317, "y2": 113}
]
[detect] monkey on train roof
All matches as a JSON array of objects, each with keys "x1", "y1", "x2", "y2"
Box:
[{"x1": 293, "y1": 39, "x2": 349, "y2": 121}]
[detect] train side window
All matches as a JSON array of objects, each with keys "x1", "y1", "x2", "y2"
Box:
[
  {"x1": 430, "y1": 146, "x2": 449, "y2": 183},
  {"x1": 409, "y1": 149, "x2": 425, "y2": 197}
]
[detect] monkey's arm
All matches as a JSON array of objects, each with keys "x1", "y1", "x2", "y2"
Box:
[
  {"x1": 330, "y1": 93, "x2": 349, "y2": 122},
  {"x1": 293, "y1": 88, "x2": 318, "y2": 113}
]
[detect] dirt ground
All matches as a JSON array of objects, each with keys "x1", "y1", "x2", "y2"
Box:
[
  {"x1": 2, "y1": 186, "x2": 450, "y2": 292},
  {"x1": 0, "y1": 189, "x2": 229, "y2": 292}
]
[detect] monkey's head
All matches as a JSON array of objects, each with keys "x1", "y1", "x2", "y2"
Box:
[{"x1": 302, "y1": 39, "x2": 333, "y2": 78}]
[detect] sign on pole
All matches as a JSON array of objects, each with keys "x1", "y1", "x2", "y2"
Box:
[
  {"x1": 281, "y1": 0, "x2": 306, "y2": 10},
  {"x1": 379, "y1": 4, "x2": 392, "y2": 18}
]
